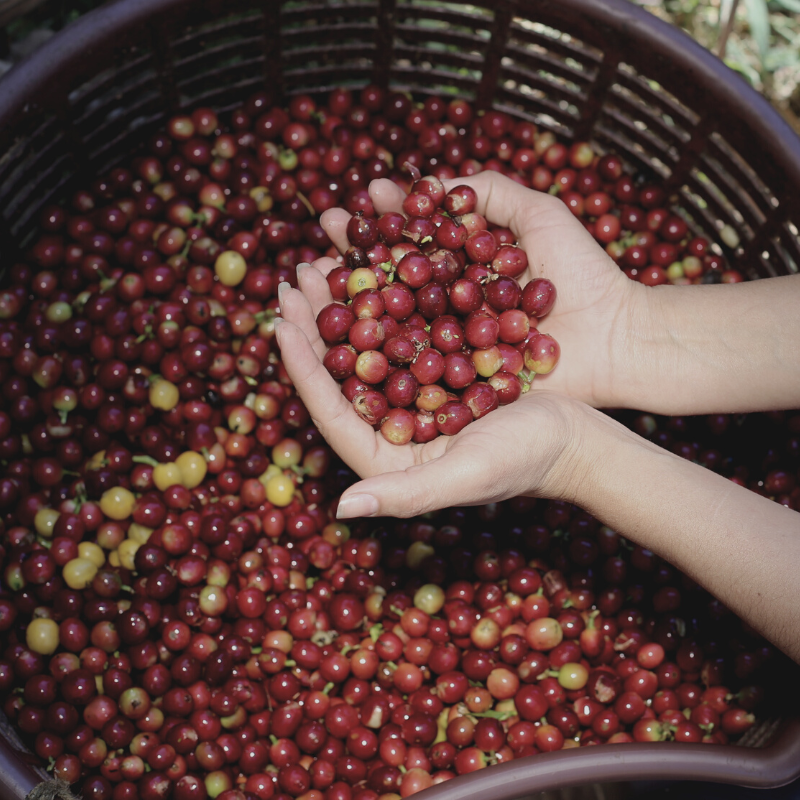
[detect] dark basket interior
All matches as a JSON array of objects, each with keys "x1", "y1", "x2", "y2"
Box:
[{"x1": 1, "y1": 0, "x2": 800, "y2": 796}]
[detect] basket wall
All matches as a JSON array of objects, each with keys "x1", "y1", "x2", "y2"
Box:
[{"x1": 0, "y1": 0, "x2": 799, "y2": 281}]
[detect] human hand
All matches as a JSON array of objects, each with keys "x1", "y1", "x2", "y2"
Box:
[
  {"x1": 275, "y1": 302, "x2": 595, "y2": 518},
  {"x1": 314, "y1": 170, "x2": 644, "y2": 409}
]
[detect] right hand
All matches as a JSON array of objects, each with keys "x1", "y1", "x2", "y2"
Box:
[{"x1": 312, "y1": 170, "x2": 646, "y2": 409}]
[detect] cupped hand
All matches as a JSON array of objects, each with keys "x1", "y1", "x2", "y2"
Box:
[
  {"x1": 316, "y1": 170, "x2": 644, "y2": 409},
  {"x1": 274, "y1": 170, "x2": 641, "y2": 517},
  {"x1": 273, "y1": 305, "x2": 594, "y2": 518}
]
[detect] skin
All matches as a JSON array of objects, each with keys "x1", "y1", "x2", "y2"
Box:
[{"x1": 275, "y1": 171, "x2": 800, "y2": 663}]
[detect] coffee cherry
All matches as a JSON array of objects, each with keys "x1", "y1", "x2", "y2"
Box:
[{"x1": 214, "y1": 250, "x2": 247, "y2": 286}]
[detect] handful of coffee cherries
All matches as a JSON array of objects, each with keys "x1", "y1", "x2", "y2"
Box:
[{"x1": 316, "y1": 173, "x2": 560, "y2": 444}]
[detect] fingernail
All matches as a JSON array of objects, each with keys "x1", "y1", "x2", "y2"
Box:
[
  {"x1": 296, "y1": 262, "x2": 310, "y2": 273},
  {"x1": 272, "y1": 317, "x2": 283, "y2": 328},
  {"x1": 277, "y1": 281, "x2": 290, "y2": 303},
  {"x1": 336, "y1": 493, "x2": 379, "y2": 519}
]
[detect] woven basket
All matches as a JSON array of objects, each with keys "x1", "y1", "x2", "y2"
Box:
[{"x1": 1, "y1": 0, "x2": 800, "y2": 797}]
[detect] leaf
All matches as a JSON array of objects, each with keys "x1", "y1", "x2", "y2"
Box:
[
  {"x1": 743, "y1": 0, "x2": 772, "y2": 60},
  {"x1": 771, "y1": 0, "x2": 800, "y2": 12},
  {"x1": 724, "y1": 37, "x2": 763, "y2": 86},
  {"x1": 764, "y1": 46, "x2": 800, "y2": 70},
  {"x1": 724, "y1": 57, "x2": 760, "y2": 86}
]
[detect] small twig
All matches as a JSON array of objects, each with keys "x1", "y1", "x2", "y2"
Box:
[
  {"x1": 717, "y1": 0, "x2": 742, "y2": 60},
  {"x1": 26, "y1": 779, "x2": 80, "y2": 800}
]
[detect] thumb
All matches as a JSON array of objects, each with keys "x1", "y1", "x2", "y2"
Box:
[{"x1": 335, "y1": 449, "x2": 495, "y2": 519}]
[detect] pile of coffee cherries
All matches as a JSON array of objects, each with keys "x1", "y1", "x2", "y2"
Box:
[
  {"x1": 0, "y1": 82, "x2": 788, "y2": 800},
  {"x1": 317, "y1": 177, "x2": 559, "y2": 444}
]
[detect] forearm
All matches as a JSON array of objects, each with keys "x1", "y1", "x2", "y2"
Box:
[
  {"x1": 613, "y1": 275, "x2": 800, "y2": 414},
  {"x1": 563, "y1": 410, "x2": 800, "y2": 663}
]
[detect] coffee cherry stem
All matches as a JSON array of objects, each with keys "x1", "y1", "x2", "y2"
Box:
[
  {"x1": 471, "y1": 709, "x2": 515, "y2": 721},
  {"x1": 131, "y1": 455, "x2": 159, "y2": 468}
]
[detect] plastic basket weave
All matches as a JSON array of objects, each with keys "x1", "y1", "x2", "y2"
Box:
[{"x1": 0, "y1": 0, "x2": 800, "y2": 797}]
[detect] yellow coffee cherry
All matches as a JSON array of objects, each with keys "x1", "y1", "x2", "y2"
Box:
[
  {"x1": 127, "y1": 523, "x2": 153, "y2": 545},
  {"x1": 249, "y1": 186, "x2": 273, "y2": 213},
  {"x1": 45, "y1": 301, "x2": 73, "y2": 324},
  {"x1": 78, "y1": 542, "x2": 105, "y2": 568},
  {"x1": 496, "y1": 699, "x2": 517, "y2": 717},
  {"x1": 666, "y1": 261, "x2": 684, "y2": 282},
  {"x1": 149, "y1": 379, "x2": 180, "y2": 411},
  {"x1": 347, "y1": 267, "x2": 379, "y2": 298},
  {"x1": 227, "y1": 406, "x2": 256, "y2": 435},
  {"x1": 108, "y1": 550, "x2": 121, "y2": 568},
  {"x1": 153, "y1": 182, "x2": 177, "y2": 202},
  {"x1": 27, "y1": 618, "x2": 60, "y2": 655},
  {"x1": 414, "y1": 584, "x2": 445, "y2": 615},
  {"x1": 176, "y1": 451, "x2": 207, "y2": 489},
  {"x1": 558, "y1": 662, "x2": 589, "y2": 691},
  {"x1": 258, "y1": 464, "x2": 283, "y2": 488},
  {"x1": 272, "y1": 439, "x2": 303, "y2": 468},
  {"x1": 118, "y1": 539, "x2": 140, "y2": 571},
  {"x1": 87, "y1": 450, "x2": 107, "y2": 470},
  {"x1": 266, "y1": 473, "x2": 295, "y2": 507},
  {"x1": 100, "y1": 486, "x2": 136, "y2": 520},
  {"x1": 63, "y1": 558, "x2": 98, "y2": 590},
  {"x1": 406, "y1": 541, "x2": 435, "y2": 570},
  {"x1": 199, "y1": 585, "x2": 228, "y2": 616},
  {"x1": 153, "y1": 462, "x2": 183, "y2": 491},
  {"x1": 34, "y1": 508, "x2": 59, "y2": 538},
  {"x1": 215, "y1": 250, "x2": 247, "y2": 286}
]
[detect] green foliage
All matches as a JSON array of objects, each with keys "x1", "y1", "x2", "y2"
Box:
[
  {"x1": 641, "y1": 0, "x2": 800, "y2": 105},
  {"x1": 743, "y1": 0, "x2": 771, "y2": 60}
]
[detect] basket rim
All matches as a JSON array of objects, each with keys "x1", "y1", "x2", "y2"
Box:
[
  {"x1": 0, "y1": 0, "x2": 799, "y2": 795},
  {"x1": 0, "y1": 0, "x2": 798, "y2": 173},
  {"x1": 406, "y1": 717, "x2": 800, "y2": 798},
  {"x1": 0, "y1": 708, "x2": 798, "y2": 799}
]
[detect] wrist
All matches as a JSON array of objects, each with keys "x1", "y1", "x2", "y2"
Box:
[
  {"x1": 600, "y1": 278, "x2": 671, "y2": 412},
  {"x1": 539, "y1": 401, "x2": 627, "y2": 506},
  {"x1": 551, "y1": 401, "x2": 666, "y2": 509}
]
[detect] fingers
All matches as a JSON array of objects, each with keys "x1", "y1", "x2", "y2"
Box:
[
  {"x1": 320, "y1": 208, "x2": 351, "y2": 254},
  {"x1": 277, "y1": 281, "x2": 326, "y2": 360},
  {"x1": 335, "y1": 446, "x2": 494, "y2": 519},
  {"x1": 273, "y1": 319, "x2": 381, "y2": 473},
  {"x1": 296, "y1": 262, "x2": 334, "y2": 317},
  {"x1": 322, "y1": 172, "x2": 568, "y2": 257},
  {"x1": 441, "y1": 171, "x2": 563, "y2": 235},
  {"x1": 309, "y1": 256, "x2": 341, "y2": 279},
  {"x1": 440, "y1": 172, "x2": 606, "y2": 289},
  {"x1": 320, "y1": 173, "x2": 567, "y2": 253},
  {"x1": 371, "y1": 171, "x2": 573, "y2": 257},
  {"x1": 319, "y1": 180, "x2": 408, "y2": 248},
  {"x1": 369, "y1": 179, "x2": 407, "y2": 215}
]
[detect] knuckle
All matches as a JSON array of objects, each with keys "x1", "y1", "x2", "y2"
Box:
[
  {"x1": 538, "y1": 191, "x2": 564, "y2": 212},
  {"x1": 403, "y1": 496, "x2": 429, "y2": 518}
]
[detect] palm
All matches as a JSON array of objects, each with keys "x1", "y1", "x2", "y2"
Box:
[{"x1": 491, "y1": 186, "x2": 633, "y2": 406}]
